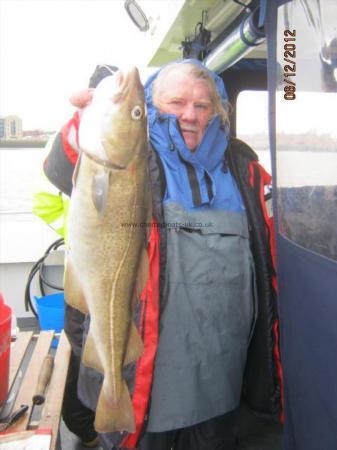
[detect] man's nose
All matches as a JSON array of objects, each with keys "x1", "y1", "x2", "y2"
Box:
[{"x1": 180, "y1": 104, "x2": 197, "y2": 121}]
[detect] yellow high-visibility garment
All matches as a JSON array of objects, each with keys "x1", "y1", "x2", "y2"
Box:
[{"x1": 32, "y1": 134, "x2": 70, "y2": 240}]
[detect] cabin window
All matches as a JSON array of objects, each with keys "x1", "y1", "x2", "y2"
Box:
[
  {"x1": 236, "y1": 90, "x2": 271, "y2": 173},
  {"x1": 276, "y1": 0, "x2": 337, "y2": 261}
]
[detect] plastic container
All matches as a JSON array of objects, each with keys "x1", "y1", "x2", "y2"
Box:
[
  {"x1": 34, "y1": 293, "x2": 65, "y2": 347},
  {"x1": 0, "y1": 293, "x2": 12, "y2": 407}
]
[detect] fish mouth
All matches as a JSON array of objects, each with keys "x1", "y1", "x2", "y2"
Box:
[{"x1": 112, "y1": 67, "x2": 142, "y2": 103}]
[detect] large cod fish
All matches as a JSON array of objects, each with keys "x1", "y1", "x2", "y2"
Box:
[{"x1": 64, "y1": 67, "x2": 150, "y2": 433}]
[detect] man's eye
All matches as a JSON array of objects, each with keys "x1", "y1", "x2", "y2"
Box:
[
  {"x1": 170, "y1": 100, "x2": 183, "y2": 106},
  {"x1": 196, "y1": 104, "x2": 208, "y2": 110}
]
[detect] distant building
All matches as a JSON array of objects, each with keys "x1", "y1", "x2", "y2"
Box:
[
  {"x1": 0, "y1": 115, "x2": 23, "y2": 139},
  {"x1": 0, "y1": 118, "x2": 5, "y2": 139}
]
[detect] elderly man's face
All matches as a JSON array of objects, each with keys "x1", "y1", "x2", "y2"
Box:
[{"x1": 155, "y1": 71, "x2": 214, "y2": 151}]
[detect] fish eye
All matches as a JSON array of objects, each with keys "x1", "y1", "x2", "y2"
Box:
[{"x1": 131, "y1": 105, "x2": 143, "y2": 120}]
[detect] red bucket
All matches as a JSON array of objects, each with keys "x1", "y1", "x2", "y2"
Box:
[{"x1": 0, "y1": 293, "x2": 12, "y2": 406}]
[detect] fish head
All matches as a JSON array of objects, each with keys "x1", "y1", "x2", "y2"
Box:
[
  {"x1": 79, "y1": 67, "x2": 147, "y2": 169},
  {"x1": 103, "y1": 67, "x2": 147, "y2": 167}
]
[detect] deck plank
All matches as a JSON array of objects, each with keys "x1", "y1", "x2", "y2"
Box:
[
  {"x1": 2, "y1": 331, "x2": 72, "y2": 449},
  {"x1": 39, "y1": 331, "x2": 71, "y2": 450},
  {"x1": 9, "y1": 331, "x2": 33, "y2": 389},
  {"x1": 10, "y1": 331, "x2": 54, "y2": 432}
]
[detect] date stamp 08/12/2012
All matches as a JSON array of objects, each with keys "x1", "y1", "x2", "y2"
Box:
[{"x1": 283, "y1": 29, "x2": 296, "y2": 100}]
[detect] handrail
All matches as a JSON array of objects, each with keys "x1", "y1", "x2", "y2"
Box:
[{"x1": 203, "y1": 7, "x2": 265, "y2": 73}]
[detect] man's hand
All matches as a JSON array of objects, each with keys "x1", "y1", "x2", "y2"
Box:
[{"x1": 69, "y1": 89, "x2": 95, "y2": 108}]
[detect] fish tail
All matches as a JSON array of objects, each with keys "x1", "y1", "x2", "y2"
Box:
[{"x1": 95, "y1": 378, "x2": 135, "y2": 433}]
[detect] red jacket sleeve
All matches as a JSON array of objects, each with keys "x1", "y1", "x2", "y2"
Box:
[{"x1": 43, "y1": 111, "x2": 81, "y2": 196}]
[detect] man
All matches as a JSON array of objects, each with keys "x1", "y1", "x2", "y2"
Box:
[{"x1": 44, "y1": 59, "x2": 282, "y2": 450}]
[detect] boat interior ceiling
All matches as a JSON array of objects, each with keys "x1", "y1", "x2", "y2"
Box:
[
  {"x1": 148, "y1": 0, "x2": 268, "y2": 71},
  {"x1": 146, "y1": 0, "x2": 269, "y2": 134}
]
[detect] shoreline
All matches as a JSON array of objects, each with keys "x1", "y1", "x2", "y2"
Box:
[{"x1": 0, "y1": 140, "x2": 48, "y2": 148}]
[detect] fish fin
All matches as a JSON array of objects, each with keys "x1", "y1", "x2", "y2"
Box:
[
  {"x1": 72, "y1": 152, "x2": 82, "y2": 189},
  {"x1": 64, "y1": 259, "x2": 89, "y2": 314},
  {"x1": 134, "y1": 247, "x2": 149, "y2": 300},
  {"x1": 145, "y1": 197, "x2": 153, "y2": 242},
  {"x1": 82, "y1": 330, "x2": 104, "y2": 374},
  {"x1": 91, "y1": 169, "x2": 110, "y2": 216},
  {"x1": 95, "y1": 379, "x2": 135, "y2": 433},
  {"x1": 123, "y1": 321, "x2": 144, "y2": 367}
]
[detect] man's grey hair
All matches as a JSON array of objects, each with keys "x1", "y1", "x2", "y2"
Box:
[{"x1": 152, "y1": 62, "x2": 230, "y2": 129}]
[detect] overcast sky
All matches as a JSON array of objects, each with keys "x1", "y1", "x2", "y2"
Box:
[
  {"x1": 1, "y1": 0, "x2": 336, "y2": 139},
  {"x1": 0, "y1": 0, "x2": 183, "y2": 131}
]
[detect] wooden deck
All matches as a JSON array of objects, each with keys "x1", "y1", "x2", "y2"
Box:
[{"x1": 0, "y1": 330, "x2": 71, "y2": 449}]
